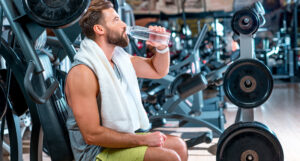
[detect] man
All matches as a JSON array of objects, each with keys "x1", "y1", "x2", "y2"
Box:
[{"x1": 64, "y1": 0, "x2": 188, "y2": 161}]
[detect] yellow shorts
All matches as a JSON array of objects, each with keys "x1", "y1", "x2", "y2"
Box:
[
  {"x1": 95, "y1": 133, "x2": 149, "y2": 161},
  {"x1": 95, "y1": 146, "x2": 148, "y2": 161}
]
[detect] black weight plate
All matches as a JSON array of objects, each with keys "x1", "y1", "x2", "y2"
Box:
[
  {"x1": 217, "y1": 121, "x2": 284, "y2": 161},
  {"x1": 223, "y1": 59, "x2": 273, "y2": 108},
  {"x1": 22, "y1": 0, "x2": 90, "y2": 28},
  {"x1": 231, "y1": 9, "x2": 259, "y2": 35}
]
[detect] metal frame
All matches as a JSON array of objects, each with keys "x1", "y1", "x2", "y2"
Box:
[
  {"x1": 291, "y1": 0, "x2": 300, "y2": 77},
  {"x1": 231, "y1": 2, "x2": 266, "y2": 122}
]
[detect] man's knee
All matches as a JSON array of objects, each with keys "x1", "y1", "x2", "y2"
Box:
[
  {"x1": 159, "y1": 149, "x2": 181, "y2": 161},
  {"x1": 167, "y1": 149, "x2": 181, "y2": 161},
  {"x1": 177, "y1": 137, "x2": 188, "y2": 150},
  {"x1": 168, "y1": 136, "x2": 188, "y2": 153}
]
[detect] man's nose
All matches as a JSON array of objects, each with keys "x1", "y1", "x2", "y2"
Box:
[{"x1": 121, "y1": 21, "x2": 127, "y2": 28}]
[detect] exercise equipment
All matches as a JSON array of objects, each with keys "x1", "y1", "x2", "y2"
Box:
[
  {"x1": 0, "y1": 82, "x2": 6, "y2": 120},
  {"x1": 217, "y1": 2, "x2": 283, "y2": 161},
  {"x1": 255, "y1": 7, "x2": 295, "y2": 80},
  {"x1": 223, "y1": 59, "x2": 273, "y2": 108},
  {"x1": 0, "y1": 70, "x2": 28, "y2": 116},
  {"x1": 177, "y1": 73, "x2": 208, "y2": 99},
  {"x1": 0, "y1": 0, "x2": 89, "y2": 160},
  {"x1": 217, "y1": 121, "x2": 283, "y2": 161},
  {"x1": 232, "y1": 1, "x2": 265, "y2": 36},
  {"x1": 22, "y1": 0, "x2": 90, "y2": 28}
]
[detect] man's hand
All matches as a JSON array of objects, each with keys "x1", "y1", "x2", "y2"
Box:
[
  {"x1": 146, "y1": 26, "x2": 170, "y2": 50},
  {"x1": 143, "y1": 132, "x2": 167, "y2": 147}
]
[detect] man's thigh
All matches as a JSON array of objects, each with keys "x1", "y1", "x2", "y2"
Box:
[
  {"x1": 144, "y1": 147, "x2": 180, "y2": 161},
  {"x1": 96, "y1": 146, "x2": 147, "y2": 161},
  {"x1": 95, "y1": 134, "x2": 186, "y2": 161}
]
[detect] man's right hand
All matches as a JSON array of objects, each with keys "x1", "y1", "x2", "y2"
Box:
[{"x1": 143, "y1": 132, "x2": 167, "y2": 147}]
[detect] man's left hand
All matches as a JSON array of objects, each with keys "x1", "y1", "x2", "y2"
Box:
[{"x1": 146, "y1": 26, "x2": 169, "y2": 50}]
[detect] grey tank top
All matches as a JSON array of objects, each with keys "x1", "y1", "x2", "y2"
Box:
[{"x1": 66, "y1": 60, "x2": 122, "y2": 161}]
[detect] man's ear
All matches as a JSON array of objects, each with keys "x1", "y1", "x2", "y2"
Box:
[{"x1": 93, "y1": 24, "x2": 105, "y2": 36}]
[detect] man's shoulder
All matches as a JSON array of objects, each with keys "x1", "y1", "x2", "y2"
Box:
[
  {"x1": 68, "y1": 64, "x2": 94, "y2": 77},
  {"x1": 66, "y1": 65, "x2": 97, "y2": 86},
  {"x1": 65, "y1": 64, "x2": 99, "y2": 95}
]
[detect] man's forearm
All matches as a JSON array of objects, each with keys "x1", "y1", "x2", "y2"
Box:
[
  {"x1": 151, "y1": 49, "x2": 170, "y2": 77},
  {"x1": 85, "y1": 126, "x2": 146, "y2": 148}
]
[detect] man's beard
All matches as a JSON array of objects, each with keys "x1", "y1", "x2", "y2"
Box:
[{"x1": 106, "y1": 28, "x2": 129, "y2": 47}]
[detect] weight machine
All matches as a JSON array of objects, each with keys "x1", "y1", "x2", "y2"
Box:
[{"x1": 0, "y1": 0, "x2": 90, "y2": 160}]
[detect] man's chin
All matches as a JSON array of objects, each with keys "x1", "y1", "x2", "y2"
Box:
[
  {"x1": 116, "y1": 39, "x2": 129, "y2": 48},
  {"x1": 120, "y1": 37, "x2": 129, "y2": 48},
  {"x1": 119, "y1": 43, "x2": 128, "y2": 48}
]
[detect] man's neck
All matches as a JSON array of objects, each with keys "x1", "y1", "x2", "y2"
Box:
[{"x1": 94, "y1": 37, "x2": 115, "y2": 62}]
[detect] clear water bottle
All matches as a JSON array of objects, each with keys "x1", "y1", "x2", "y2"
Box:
[{"x1": 126, "y1": 26, "x2": 170, "y2": 45}]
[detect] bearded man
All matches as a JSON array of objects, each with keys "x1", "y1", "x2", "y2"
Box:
[{"x1": 64, "y1": 0, "x2": 188, "y2": 161}]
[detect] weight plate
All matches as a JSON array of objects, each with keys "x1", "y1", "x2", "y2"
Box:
[
  {"x1": 223, "y1": 59, "x2": 273, "y2": 108},
  {"x1": 217, "y1": 121, "x2": 284, "y2": 161},
  {"x1": 231, "y1": 9, "x2": 259, "y2": 35},
  {"x1": 22, "y1": 0, "x2": 90, "y2": 28}
]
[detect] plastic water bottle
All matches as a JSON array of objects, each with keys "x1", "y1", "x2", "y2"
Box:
[{"x1": 126, "y1": 26, "x2": 170, "y2": 45}]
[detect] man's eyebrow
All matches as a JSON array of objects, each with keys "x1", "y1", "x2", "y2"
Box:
[{"x1": 113, "y1": 16, "x2": 119, "y2": 20}]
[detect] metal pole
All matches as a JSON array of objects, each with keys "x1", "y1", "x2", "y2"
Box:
[
  {"x1": 214, "y1": 19, "x2": 220, "y2": 61},
  {"x1": 53, "y1": 29, "x2": 76, "y2": 62},
  {"x1": 0, "y1": 5, "x2": 3, "y2": 48},
  {"x1": 293, "y1": 0, "x2": 299, "y2": 74}
]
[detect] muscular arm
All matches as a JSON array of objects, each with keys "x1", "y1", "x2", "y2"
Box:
[
  {"x1": 65, "y1": 65, "x2": 165, "y2": 148},
  {"x1": 130, "y1": 48, "x2": 170, "y2": 79},
  {"x1": 130, "y1": 26, "x2": 170, "y2": 79}
]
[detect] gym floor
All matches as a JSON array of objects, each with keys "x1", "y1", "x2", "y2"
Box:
[{"x1": 17, "y1": 83, "x2": 300, "y2": 161}]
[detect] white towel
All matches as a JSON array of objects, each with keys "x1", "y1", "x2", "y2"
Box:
[{"x1": 74, "y1": 38, "x2": 150, "y2": 133}]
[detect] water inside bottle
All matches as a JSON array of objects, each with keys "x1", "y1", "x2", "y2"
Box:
[
  {"x1": 148, "y1": 32, "x2": 170, "y2": 45},
  {"x1": 127, "y1": 26, "x2": 170, "y2": 45},
  {"x1": 129, "y1": 29, "x2": 150, "y2": 41}
]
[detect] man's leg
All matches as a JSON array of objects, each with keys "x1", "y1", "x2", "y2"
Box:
[
  {"x1": 144, "y1": 147, "x2": 181, "y2": 161},
  {"x1": 144, "y1": 135, "x2": 188, "y2": 161},
  {"x1": 163, "y1": 135, "x2": 188, "y2": 161}
]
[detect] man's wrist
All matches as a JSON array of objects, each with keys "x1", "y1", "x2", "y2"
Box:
[
  {"x1": 135, "y1": 134, "x2": 146, "y2": 146},
  {"x1": 155, "y1": 47, "x2": 169, "y2": 54}
]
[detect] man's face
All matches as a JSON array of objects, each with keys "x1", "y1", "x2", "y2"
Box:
[{"x1": 102, "y1": 8, "x2": 129, "y2": 47}]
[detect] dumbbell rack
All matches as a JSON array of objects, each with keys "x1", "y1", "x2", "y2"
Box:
[{"x1": 216, "y1": 2, "x2": 284, "y2": 161}]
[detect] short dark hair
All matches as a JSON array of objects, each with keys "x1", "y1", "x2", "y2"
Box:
[{"x1": 79, "y1": 0, "x2": 113, "y2": 40}]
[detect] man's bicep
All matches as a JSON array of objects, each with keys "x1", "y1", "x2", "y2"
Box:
[
  {"x1": 130, "y1": 55, "x2": 162, "y2": 79},
  {"x1": 71, "y1": 92, "x2": 100, "y2": 134}
]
